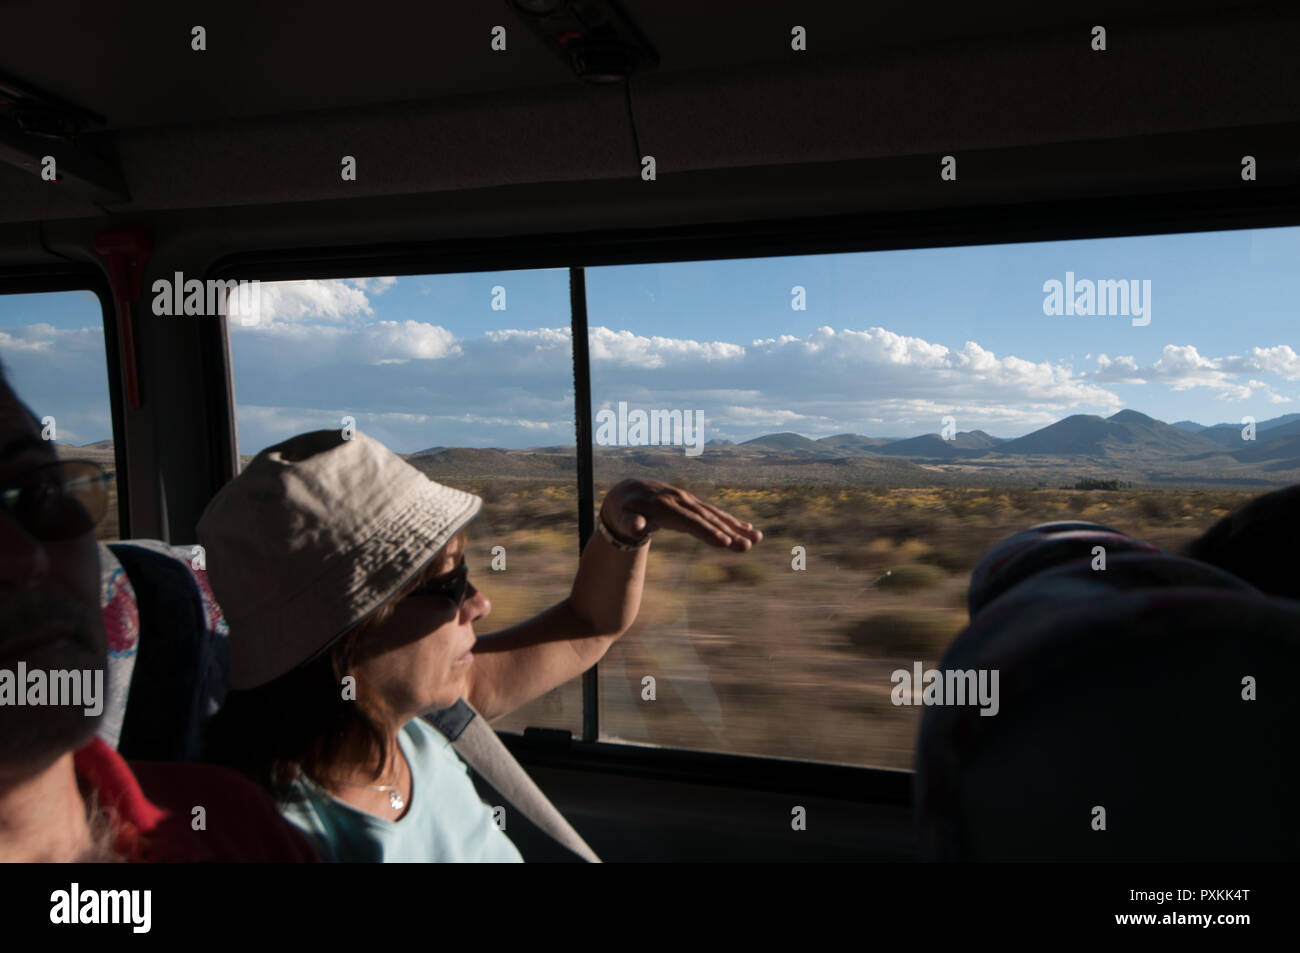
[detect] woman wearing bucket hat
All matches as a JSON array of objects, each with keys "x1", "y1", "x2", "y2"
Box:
[{"x1": 200, "y1": 428, "x2": 760, "y2": 862}]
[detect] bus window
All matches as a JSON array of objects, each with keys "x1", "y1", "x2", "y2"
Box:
[
  {"x1": 0, "y1": 289, "x2": 120, "y2": 541},
  {"x1": 224, "y1": 271, "x2": 581, "y2": 736},
  {"x1": 585, "y1": 225, "x2": 1300, "y2": 769}
]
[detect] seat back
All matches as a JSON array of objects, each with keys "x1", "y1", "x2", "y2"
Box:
[
  {"x1": 100, "y1": 540, "x2": 230, "y2": 762},
  {"x1": 917, "y1": 526, "x2": 1300, "y2": 861},
  {"x1": 97, "y1": 542, "x2": 140, "y2": 750}
]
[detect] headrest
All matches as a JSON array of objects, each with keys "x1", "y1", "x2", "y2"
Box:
[
  {"x1": 967, "y1": 521, "x2": 1159, "y2": 617},
  {"x1": 918, "y1": 532, "x2": 1300, "y2": 861}
]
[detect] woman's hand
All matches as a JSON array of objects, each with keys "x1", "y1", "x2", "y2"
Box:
[{"x1": 599, "y1": 478, "x2": 763, "y2": 552}]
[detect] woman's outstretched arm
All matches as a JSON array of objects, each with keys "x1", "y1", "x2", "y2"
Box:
[{"x1": 464, "y1": 479, "x2": 761, "y2": 723}]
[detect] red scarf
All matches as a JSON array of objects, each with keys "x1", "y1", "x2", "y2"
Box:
[{"x1": 73, "y1": 738, "x2": 319, "y2": 862}]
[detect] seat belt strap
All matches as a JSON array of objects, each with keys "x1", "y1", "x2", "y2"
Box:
[{"x1": 426, "y1": 700, "x2": 601, "y2": 863}]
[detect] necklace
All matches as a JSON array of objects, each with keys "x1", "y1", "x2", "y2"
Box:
[{"x1": 304, "y1": 765, "x2": 407, "y2": 811}]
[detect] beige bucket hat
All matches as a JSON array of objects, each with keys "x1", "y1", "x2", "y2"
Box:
[{"x1": 197, "y1": 429, "x2": 482, "y2": 690}]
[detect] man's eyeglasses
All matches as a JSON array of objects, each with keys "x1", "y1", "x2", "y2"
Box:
[
  {"x1": 406, "y1": 558, "x2": 472, "y2": 609},
  {"x1": 0, "y1": 460, "x2": 112, "y2": 542}
]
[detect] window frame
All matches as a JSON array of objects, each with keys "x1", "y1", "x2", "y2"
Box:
[
  {"x1": 0, "y1": 265, "x2": 129, "y2": 540},
  {"x1": 208, "y1": 186, "x2": 1300, "y2": 801}
]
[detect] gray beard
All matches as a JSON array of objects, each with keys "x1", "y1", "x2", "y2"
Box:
[{"x1": 75, "y1": 786, "x2": 125, "y2": 862}]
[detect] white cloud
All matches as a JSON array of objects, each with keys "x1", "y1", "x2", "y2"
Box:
[
  {"x1": 1092, "y1": 354, "x2": 1142, "y2": 381},
  {"x1": 485, "y1": 327, "x2": 572, "y2": 355},
  {"x1": 0, "y1": 323, "x2": 106, "y2": 354},
  {"x1": 234, "y1": 315, "x2": 462, "y2": 366},
  {"x1": 239, "y1": 276, "x2": 399, "y2": 328},
  {"x1": 0, "y1": 323, "x2": 113, "y2": 443},
  {"x1": 1247, "y1": 345, "x2": 1300, "y2": 380},
  {"x1": 1153, "y1": 345, "x2": 1227, "y2": 391},
  {"x1": 348, "y1": 276, "x2": 398, "y2": 295},
  {"x1": 363, "y1": 321, "x2": 461, "y2": 363},
  {"x1": 1088, "y1": 344, "x2": 1298, "y2": 402},
  {"x1": 0, "y1": 324, "x2": 58, "y2": 352},
  {"x1": 589, "y1": 327, "x2": 745, "y2": 367},
  {"x1": 720, "y1": 405, "x2": 819, "y2": 428},
  {"x1": 234, "y1": 404, "x2": 572, "y2": 458},
  {"x1": 254, "y1": 279, "x2": 377, "y2": 325}
]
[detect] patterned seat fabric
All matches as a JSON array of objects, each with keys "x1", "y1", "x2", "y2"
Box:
[
  {"x1": 96, "y1": 542, "x2": 140, "y2": 750},
  {"x1": 96, "y1": 540, "x2": 230, "y2": 762}
]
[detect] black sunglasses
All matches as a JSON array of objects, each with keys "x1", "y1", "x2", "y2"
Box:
[
  {"x1": 0, "y1": 460, "x2": 112, "y2": 542},
  {"x1": 406, "y1": 558, "x2": 472, "y2": 609}
]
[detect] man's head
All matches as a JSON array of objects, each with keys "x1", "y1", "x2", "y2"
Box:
[{"x1": 0, "y1": 371, "x2": 108, "y2": 779}]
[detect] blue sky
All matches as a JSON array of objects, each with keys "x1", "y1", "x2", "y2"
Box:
[{"x1": 2, "y1": 225, "x2": 1297, "y2": 452}]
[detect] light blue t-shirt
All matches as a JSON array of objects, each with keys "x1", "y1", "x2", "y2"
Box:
[{"x1": 279, "y1": 716, "x2": 524, "y2": 863}]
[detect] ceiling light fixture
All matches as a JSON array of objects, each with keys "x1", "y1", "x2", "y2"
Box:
[{"x1": 508, "y1": 0, "x2": 658, "y2": 84}]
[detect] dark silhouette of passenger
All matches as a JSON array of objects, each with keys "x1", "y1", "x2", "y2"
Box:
[
  {"x1": 916, "y1": 494, "x2": 1300, "y2": 861},
  {"x1": 1185, "y1": 483, "x2": 1300, "y2": 601},
  {"x1": 0, "y1": 366, "x2": 318, "y2": 862}
]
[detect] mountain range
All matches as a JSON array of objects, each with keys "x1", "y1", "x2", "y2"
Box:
[
  {"x1": 406, "y1": 409, "x2": 1300, "y2": 489},
  {"x1": 64, "y1": 410, "x2": 1300, "y2": 490}
]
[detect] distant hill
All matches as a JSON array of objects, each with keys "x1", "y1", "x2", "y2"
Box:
[
  {"x1": 52, "y1": 441, "x2": 117, "y2": 466},
  {"x1": 1264, "y1": 420, "x2": 1300, "y2": 441},
  {"x1": 996, "y1": 414, "x2": 1114, "y2": 455},
  {"x1": 1197, "y1": 426, "x2": 1249, "y2": 448},
  {"x1": 954, "y1": 429, "x2": 1002, "y2": 449},
  {"x1": 1182, "y1": 413, "x2": 1300, "y2": 431},
  {"x1": 997, "y1": 410, "x2": 1220, "y2": 457},
  {"x1": 815, "y1": 433, "x2": 890, "y2": 452},
  {"x1": 1197, "y1": 413, "x2": 1300, "y2": 447},
  {"x1": 1258, "y1": 413, "x2": 1300, "y2": 432},
  {"x1": 874, "y1": 431, "x2": 996, "y2": 458},
  {"x1": 401, "y1": 410, "x2": 1300, "y2": 487},
  {"x1": 409, "y1": 447, "x2": 575, "y2": 481},
  {"x1": 739, "y1": 432, "x2": 824, "y2": 453},
  {"x1": 1231, "y1": 432, "x2": 1300, "y2": 468}
]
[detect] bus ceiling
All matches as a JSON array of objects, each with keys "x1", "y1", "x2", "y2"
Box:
[{"x1": 0, "y1": 1, "x2": 1298, "y2": 238}]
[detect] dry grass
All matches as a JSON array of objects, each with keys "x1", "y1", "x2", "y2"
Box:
[{"x1": 471, "y1": 480, "x2": 1258, "y2": 769}]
